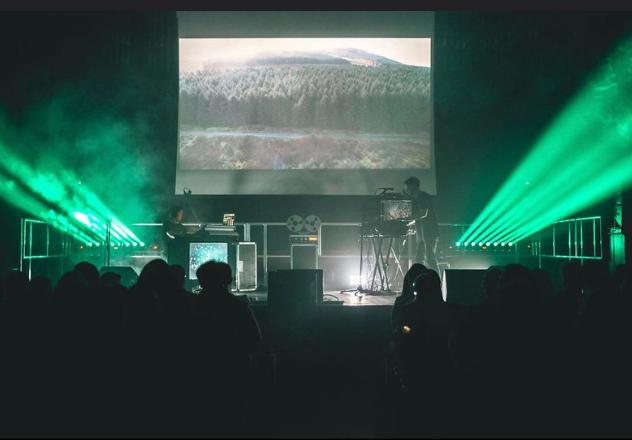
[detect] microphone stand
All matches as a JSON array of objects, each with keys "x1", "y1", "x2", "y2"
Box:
[
  {"x1": 341, "y1": 192, "x2": 383, "y2": 296},
  {"x1": 182, "y1": 188, "x2": 202, "y2": 225}
]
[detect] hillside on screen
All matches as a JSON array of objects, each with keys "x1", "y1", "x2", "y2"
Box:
[{"x1": 176, "y1": 38, "x2": 433, "y2": 195}]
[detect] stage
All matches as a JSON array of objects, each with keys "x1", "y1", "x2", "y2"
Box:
[{"x1": 234, "y1": 288, "x2": 399, "y2": 308}]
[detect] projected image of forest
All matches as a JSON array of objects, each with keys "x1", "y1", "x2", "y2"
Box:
[{"x1": 178, "y1": 43, "x2": 431, "y2": 171}]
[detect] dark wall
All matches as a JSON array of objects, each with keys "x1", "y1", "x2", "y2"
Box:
[{"x1": 1, "y1": 11, "x2": 631, "y2": 274}]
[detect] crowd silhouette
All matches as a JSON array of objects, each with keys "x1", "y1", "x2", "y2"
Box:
[
  {"x1": 0, "y1": 259, "x2": 271, "y2": 438},
  {"x1": 384, "y1": 260, "x2": 632, "y2": 438},
  {"x1": 1, "y1": 258, "x2": 631, "y2": 437}
]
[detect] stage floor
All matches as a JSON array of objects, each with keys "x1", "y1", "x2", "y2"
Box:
[{"x1": 234, "y1": 289, "x2": 398, "y2": 307}]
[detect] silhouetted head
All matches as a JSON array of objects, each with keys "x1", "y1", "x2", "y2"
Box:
[
  {"x1": 483, "y1": 266, "x2": 502, "y2": 306},
  {"x1": 138, "y1": 258, "x2": 177, "y2": 298},
  {"x1": 74, "y1": 261, "x2": 100, "y2": 290},
  {"x1": 532, "y1": 267, "x2": 554, "y2": 304},
  {"x1": 49, "y1": 270, "x2": 92, "y2": 326},
  {"x1": 497, "y1": 264, "x2": 539, "y2": 317},
  {"x1": 404, "y1": 176, "x2": 421, "y2": 197},
  {"x1": 402, "y1": 263, "x2": 427, "y2": 297},
  {"x1": 53, "y1": 270, "x2": 90, "y2": 300},
  {"x1": 168, "y1": 205, "x2": 184, "y2": 222},
  {"x1": 196, "y1": 260, "x2": 232, "y2": 292},
  {"x1": 169, "y1": 264, "x2": 186, "y2": 287},
  {"x1": 412, "y1": 269, "x2": 443, "y2": 304},
  {"x1": 498, "y1": 264, "x2": 533, "y2": 289},
  {"x1": 498, "y1": 278, "x2": 539, "y2": 320}
]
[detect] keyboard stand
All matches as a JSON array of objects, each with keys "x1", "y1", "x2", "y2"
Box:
[{"x1": 361, "y1": 234, "x2": 404, "y2": 295}]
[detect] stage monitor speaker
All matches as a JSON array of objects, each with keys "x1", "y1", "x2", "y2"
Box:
[
  {"x1": 268, "y1": 269, "x2": 323, "y2": 307},
  {"x1": 442, "y1": 269, "x2": 486, "y2": 306},
  {"x1": 236, "y1": 242, "x2": 257, "y2": 291},
  {"x1": 291, "y1": 244, "x2": 318, "y2": 269},
  {"x1": 100, "y1": 266, "x2": 138, "y2": 288}
]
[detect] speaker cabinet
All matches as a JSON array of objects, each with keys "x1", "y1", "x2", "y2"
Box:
[
  {"x1": 291, "y1": 244, "x2": 318, "y2": 269},
  {"x1": 100, "y1": 266, "x2": 138, "y2": 287},
  {"x1": 441, "y1": 269, "x2": 486, "y2": 306},
  {"x1": 236, "y1": 242, "x2": 257, "y2": 291},
  {"x1": 268, "y1": 269, "x2": 323, "y2": 307}
]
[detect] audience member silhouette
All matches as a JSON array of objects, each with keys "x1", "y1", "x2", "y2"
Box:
[
  {"x1": 43, "y1": 269, "x2": 101, "y2": 435},
  {"x1": 2, "y1": 269, "x2": 32, "y2": 333},
  {"x1": 47, "y1": 269, "x2": 94, "y2": 333},
  {"x1": 576, "y1": 260, "x2": 620, "y2": 357},
  {"x1": 459, "y1": 265, "x2": 503, "y2": 328},
  {"x1": 553, "y1": 260, "x2": 584, "y2": 329},
  {"x1": 482, "y1": 265, "x2": 502, "y2": 302},
  {"x1": 447, "y1": 264, "x2": 556, "y2": 436},
  {"x1": 194, "y1": 260, "x2": 263, "y2": 366},
  {"x1": 93, "y1": 271, "x2": 127, "y2": 333},
  {"x1": 393, "y1": 269, "x2": 454, "y2": 382},
  {"x1": 1, "y1": 270, "x2": 46, "y2": 436},
  {"x1": 389, "y1": 269, "x2": 454, "y2": 437},
  {"x1": 74, "y1": 260, "x2": 101, "y2": 292},
  {"x1": 191, "y1": 260, "x2": 263, "y2": 436},
  {"x1": 4, "y1": 256, "x2": 631, "y2": 438},
  {"x1": 533, "y1": 266, "x2": 556, "y2": 312},
  {"x1": 3, "y1": 269, "x2": 30, "y2": 317},
  {"x1": 130, "y1": 257, "x2": 190, "y2": 347},
  {"x1": 147, "y1": 259, "x2": 192, "y2": 333},
  {"x1": 29, "y1": 274, "x2": 53, "y2": 312},
  {"x1": 391, "y1": 263, "x2": 426, "y2": 334},
  {"x1": 169, "y1": 262, "x2": 197, "y2": 307}
]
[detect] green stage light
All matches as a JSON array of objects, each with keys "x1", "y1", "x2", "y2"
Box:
[
  {"x1": 460, "y1": 35, "x2": 632, "y2": 246},
  {"x1": 0, "y1": 172, "x2": 98, "y2": 244},
  {"x1": 0, "y1": 135, "x2": 144, "y2": 247}
]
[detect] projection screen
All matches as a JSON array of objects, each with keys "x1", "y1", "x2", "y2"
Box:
[{"x1": 175, "y1": 12, "x2": 434, "y2": 196}]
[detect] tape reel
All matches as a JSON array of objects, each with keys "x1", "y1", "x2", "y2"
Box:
[
  {"x1": 287, "y1": 215, "x2": 304, "y2": 232},
  {"x1": 304, "y1": 215, "x2": 321, "y2": 233}
]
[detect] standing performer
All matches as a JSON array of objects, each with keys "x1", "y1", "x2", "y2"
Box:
[{"x1": 404, "y1": 176, "x2": 440, "y2": 275}]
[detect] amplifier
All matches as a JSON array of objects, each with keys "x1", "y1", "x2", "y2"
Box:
[
  {"x1": 236, "y1": 242, "x2": 257, "y2": 291},
  {"x1": 289, "y1": 234, "x2": 319, "y2": 245},
  {"x1": 291, "y1": 244, "x2": 318, "y2": 269}
]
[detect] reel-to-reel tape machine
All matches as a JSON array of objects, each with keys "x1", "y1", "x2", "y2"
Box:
[{"x1": 287, "y1": 214, "x2": 321, "y2": 269}]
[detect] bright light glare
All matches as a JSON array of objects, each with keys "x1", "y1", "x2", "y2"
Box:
[{"x1": 460, "y1": 36, "x2": 632, "y2": 245}]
